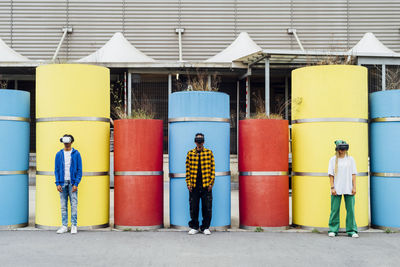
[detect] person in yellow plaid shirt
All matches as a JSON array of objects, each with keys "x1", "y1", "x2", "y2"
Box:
[{"x1": 186, "y1": 133, "x2": 215, "y2": 235}]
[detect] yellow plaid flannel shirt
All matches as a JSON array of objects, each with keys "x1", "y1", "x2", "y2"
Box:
[{"x1": 185, "y1": 147, "x2": 215, "y2": 188}]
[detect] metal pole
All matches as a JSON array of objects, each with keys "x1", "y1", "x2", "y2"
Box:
[
  {"x1": 168, "y1": 73, "x2": 172, "y2": 95},
  {"x1": 265, "y1": 58, "x2": 270, "y2": 116},
  {"x1": 52, "y1": 29, "x2": 68, "y2": 61},
  {"x1": 52, "y1": 27, "x2": 72, "y2": 62},
  {"x1": 123, "y1": 72, "x2": 127, "y2": 114},
  {"x1": 245, "y1": 76, "x2": 250, "y2": 118},
  {"x1": 237, "y1": 80, "x2": 240, "y2": 156},
  {"x1": 178, "y1": 31, "x2": 182, "y2": 62},
  {"x1": 207, "y1": 74, "x2": 211, "y2": 90},
  {"x1": 292, "y1": 31, "x2": 304, "y2": 51},
  {"x1": 285, "y1": 75, "x2": 289, "y2": 120},
  {"x1": 382, "y1": 64, "x2": 386, "y2": 91},
  {"x1": 168, "y1": 73, "x2": 172, "y2": 156},
  {"x1": 127, "y1": 72, "x2": 132, "y2": 116},
  {"x1": 176, "y1": 28, "x2": 184, "y2": 62},
  {"x1": 14, "y1": 80, "x2": 18, "y2": 90}
]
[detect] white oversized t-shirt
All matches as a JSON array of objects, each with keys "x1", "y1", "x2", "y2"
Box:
[
  {"x1": 64, "y1": 150, "x2": 72, "y2": 181},
  {"x1": 328, "y1": 155, "x2": 357, "y2": 195}
]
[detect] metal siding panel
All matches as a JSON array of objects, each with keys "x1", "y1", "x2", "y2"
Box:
[
  {"x1": 4, "y1": 0, "x2": 400, "y2": 60},
  {"x1": 349, "y1": 0, "x2": 400, "y2": 53},
  {"x1": 12, "y1": 0, "x2": 67, "y2": 60},
  {"x1": 68, "y1": 0, "x2": 124, "y2": 60},
  {"x1": 181, "y1": 0, "x2": 235, "y2": 60},
  {"x1": 236, "y1": 0, "x2": 292, "y2": 50},
  {"x1": 124, "y1": 0, "x2": 179, "y2": 61},
  {"x1": 292, "y1": 0, "x2": 349, "y2": 50},
  {"x1": 0, "y1": 1, "x2": 12, "y2": 46}
]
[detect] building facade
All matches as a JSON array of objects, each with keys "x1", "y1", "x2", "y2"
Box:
[{"x1": 1, "y1": 0, "x2": 399, "y2": 61}]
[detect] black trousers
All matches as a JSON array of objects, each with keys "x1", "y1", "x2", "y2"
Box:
[{"x1": 188, "y1": 186, "x2": 212, "y2": 231}]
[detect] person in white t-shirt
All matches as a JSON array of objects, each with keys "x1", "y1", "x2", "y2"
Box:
[
  {"x1": 54, "y1": 134, "x2": 83, "y2": 234},
  {"x1": 327, "y1": 140, "x2": 358, "y2": 238}
]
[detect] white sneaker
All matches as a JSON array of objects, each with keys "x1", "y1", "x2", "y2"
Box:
[
  {"x1": 71, "y1": 226, "x2": 78, "y2": 234},
  {"x1": 328, "y1": 232, "x2": 336, "y2": 237},
  {"x1": 188, "y1": 229, "x2": 199, "y2": 235},
  {"x1": 203, "y1": 229, "x2": 211, "y2": 235},
  {"x1": 352, "y1": 233, "x2": 359, "y2": 238},
  {"x1": 56, "y1": 226, "x2": 68, "y2": 234}
]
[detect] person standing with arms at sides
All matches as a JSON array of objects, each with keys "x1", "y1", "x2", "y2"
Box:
[
  {"x1": 186, "y1": 133, "x2": 215, "y2": 235},
  {"x1": 328, "y1": 140, "x2": 359, "y2": 238},
  {"x1": 54, "y1": 134, "x2": 83, "y2": 234}
]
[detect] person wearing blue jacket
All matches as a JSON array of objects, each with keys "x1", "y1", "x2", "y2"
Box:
[{"x1": 55, "y1": 134, "x2": 83, "y2": 234}]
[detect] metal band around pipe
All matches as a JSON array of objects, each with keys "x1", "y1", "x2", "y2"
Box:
[
  {"x1": 0, "y1": 116, "x2": 30, "y2": 122},
  {"x1": 36, "y1": 117, "x2": 110, "y2": 123},
  {"x1": 36, "y1": 171, "x2": 109, "y2": 176},
  {"x1": 115, "y1": 171, "x2": 163, "y2": 176},
  {"x1": 292, "y1": 118, "x2": 368, "y2": 124},
  {"x1": 371, "y1": 117, "x2": 400, "y2": 122},
  {"x1": 169, "y1": 171, "x2": 231, "y2": 178},
  {"x1": 371, "y1": 172, "x2": 400, "y2": 177},
  {"x1": 168, "y1": 117, "x2": 230, "y2": 123},
  {"x1": 240, "y1": 171, "x2": 289, "y2": 176},
  {"x1": 0, "y1": 170, "x2": 28, "y2": 175},
  {"x1": 292, "y1": 172, "x2": 368, "y2": 177}
]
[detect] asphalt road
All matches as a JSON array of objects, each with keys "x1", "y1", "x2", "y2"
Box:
[{"x1": 0, "y1": 231, "x2": 399, "y2": 267}]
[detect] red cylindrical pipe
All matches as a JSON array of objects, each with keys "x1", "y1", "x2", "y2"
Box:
[
  {"x1": 239, "y1": 119, "x2": 289, "y2": 228},
  {"x1": 114, "y1": 119, "x2": 163, "y2": 228}
]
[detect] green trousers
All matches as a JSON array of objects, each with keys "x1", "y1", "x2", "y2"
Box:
[{"x1": 328, "y1": 194, "x2": 358, "y2": 236}]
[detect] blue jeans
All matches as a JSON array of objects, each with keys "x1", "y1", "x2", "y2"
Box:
[{"x1": 59, "y1": 180, "x2": 78, "y2": 226}]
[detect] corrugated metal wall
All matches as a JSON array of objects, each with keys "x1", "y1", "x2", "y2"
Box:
[
  {"x1": 0, "y1": 0, "x2": 399, "y2": 61},
  {"x1": 0, "y1": 1, "x2": 11, "y2": 46},
  {"x1": 349, "y1": 0, "x2": 400, "y2": 52},
  {"x1": 125, "y1": 0, "x2": 179, "y2": 60},
  {"x1": 12, "y1": 0, "x2": 68, "y2": 60}
]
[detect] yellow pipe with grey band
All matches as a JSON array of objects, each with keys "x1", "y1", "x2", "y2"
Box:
[
  {"x1": 291, "y1": 65, "x2": 369, "y2": 231},
  {"x1": 35, "y1": 64, "x2": 110, "y2": 229}
]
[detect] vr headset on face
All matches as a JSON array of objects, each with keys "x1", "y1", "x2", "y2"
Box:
[
  {"x1": 335, "y1": 144, "x2": 349, "y2": 151},
  {"x1": 195, "y1": 137, "x2": 204, "y2": 144},
  {"x1": 60, "y1": 136, "x2": 73, "y2": 144}
]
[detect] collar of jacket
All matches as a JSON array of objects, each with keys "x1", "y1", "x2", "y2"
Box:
[
  {"x1": 192, "y1": 147, "x2": 208, "y2": 153},
  {"x1": 59, "y1": 148, "x2": 76, "y2": 154}
]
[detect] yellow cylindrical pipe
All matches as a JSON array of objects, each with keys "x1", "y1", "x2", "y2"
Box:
[
  {"x1": 291, "y1": 65, "x2": 369, "y2": 230},
  {"x1": 35, "y1": 64, "x2": 110, "y2": 229}
]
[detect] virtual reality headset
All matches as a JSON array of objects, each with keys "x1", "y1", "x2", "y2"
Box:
[
  {"x1": 336, "y1": 144, "x2": 349, "y2": 151},
  {"x1": 335, "y1": 140, "x2": 349, "y2": 151},
  {"x1": 194, "y1": 134, "x2": 205, "y2": 144},
  {"x1": 60, "y1": 135, "x2": 74, "y2": 144}
]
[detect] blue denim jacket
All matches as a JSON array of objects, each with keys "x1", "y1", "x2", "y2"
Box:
[{"x1": 54, "y1": 148, "x2": 83, "y2": 186}]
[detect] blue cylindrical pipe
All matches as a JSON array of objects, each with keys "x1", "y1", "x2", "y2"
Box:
[
  {"x1": 370, "y1": 89, "x2": 400, "y2": 229},
  {"x1": 0, "y1": 89, "x2": 30, "y2": 228},
  {"x1": 169, "y1": 91, "x2": 231, "y2": 228}
]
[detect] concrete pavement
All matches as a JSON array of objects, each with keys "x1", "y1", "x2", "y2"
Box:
[
  {"x1": 0, "y1": 231, "x2": 399, "y2": 267},
  {"x1": 3, "y1": 186, "x2": 399, "y2": 267}
]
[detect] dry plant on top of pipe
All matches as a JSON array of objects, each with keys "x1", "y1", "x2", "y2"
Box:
[
  {"x1": 112, "y1": 96, "x2": 156, "y2": 120},
  {"x1": 177, "y1": 71, "x2": 220, "y2": 92},
  {"x1": 306, "y1": 55, "x2": 356, "y2": 66},
  {"x1": 0, "y1": 75, "x2": 8, "y2": 89},
  {"x1": 369, "y1": 65, "x2": 400, "y2": 91},
  {"x1": 0, "y1": 80, "x2": 7, "y2": 89},
  {"x1": 386, "y1": 66, "x2": 400, "y2": 90},
  {"x1": 244, "y1": 92, "x2": 289, "y2": 120},
  {"x1": 111, "y1": 79, "x2": 155, "y2": 121}
]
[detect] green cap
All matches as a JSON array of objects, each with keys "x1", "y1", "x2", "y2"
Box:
[
  {"x1": 334, "y1": 140, "x2": 348, "y2": 146},
  {"x1": 334, "y1": 140, "x2": 349, "y2": 150}
]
